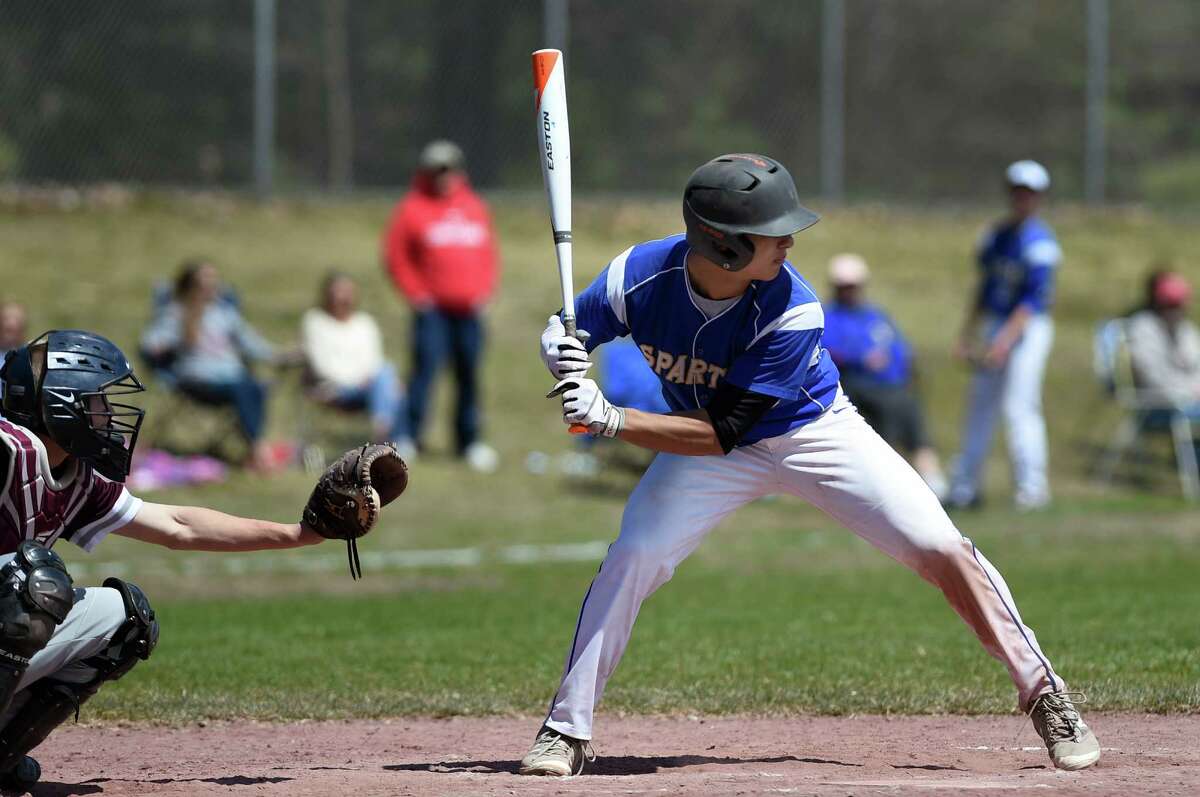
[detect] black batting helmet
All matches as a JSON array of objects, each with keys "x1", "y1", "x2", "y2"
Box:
[
  {"x1": 682, "y1": 153, "x2": 819, "y2": 271},
  {"x1": 1, "y1": 330, "x2": 145, "y2": 480}
]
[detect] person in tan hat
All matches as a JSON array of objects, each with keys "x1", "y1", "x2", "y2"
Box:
[{"x1": 822, "y1": 253, "x2": 947, "y2": 498}]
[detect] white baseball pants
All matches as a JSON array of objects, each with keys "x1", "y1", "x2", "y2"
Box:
[
  {"x1": 544, "y1": 391, "x2": 1062, "y2": 741},
  {"x1": 950, "y1": 314, "x2": 1054, "y2": 507}
]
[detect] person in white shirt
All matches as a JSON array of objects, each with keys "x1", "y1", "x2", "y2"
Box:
[
  {"x1": 1127, "y1": 270, "x2": 1200, "y2": 417},
  {"x1": 301, "y1": 272, "x2": 410, "y2": 450}
]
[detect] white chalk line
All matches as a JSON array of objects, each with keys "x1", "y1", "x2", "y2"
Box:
[{"x1": 66, "y1": 540, "x2": 611, "y2": 581}]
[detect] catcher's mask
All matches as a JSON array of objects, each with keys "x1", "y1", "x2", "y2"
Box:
[
  {"x1": 1, "y1": 330, "x2": 145, "y2": 480},
  {"x1": 682, "y1": 153, "x2": 820, "y2": 271}
]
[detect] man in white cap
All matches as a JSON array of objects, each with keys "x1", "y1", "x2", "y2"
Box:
[
  {"x1": 823, "y1": 254, "x2": 947, "y2": 497},
  {"x1": 948, "y1": 160, "x2": 1059, "y2": 510}
]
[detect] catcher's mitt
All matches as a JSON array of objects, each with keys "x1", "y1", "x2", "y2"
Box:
[{"x1": 302, "y1": 443, "x2": 409, "y2": 579}]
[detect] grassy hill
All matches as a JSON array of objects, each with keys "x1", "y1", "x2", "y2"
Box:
[{"x1": 1, "y1": 193, "x2": 1196, "y2": 721}]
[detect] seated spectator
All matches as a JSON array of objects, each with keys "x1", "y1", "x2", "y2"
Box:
[
  {"x1": 1127, "y1": 270, "x2": 1200, "y2": 419},
  {"x1": 0, "y1": 300, "x2": 28, "y2": 356},
  {"x1": 140, "y1": 259, "x2": 283, "y2": 472},
  {"x1": 301, "y1": 271, "x2": 410, "y2": 449},
  {"x1": 823, "y1": 254, "x2": 947, "y2": 498}
]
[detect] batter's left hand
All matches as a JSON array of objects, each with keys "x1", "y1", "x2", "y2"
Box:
[
  {"x1": 540, "y1": 315, "x2": 593, "y2": 380},
  {"x1": 546, "y1": 377, "x2": 625, "y2": 438}
]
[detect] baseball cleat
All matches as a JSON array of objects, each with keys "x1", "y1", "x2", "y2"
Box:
[
  {"x1": 519, "y1": 725, "x2": 594, "y2": 776},
  {"x1": 1029, "y1": 691, "x2": 1101, "y2": 770}
]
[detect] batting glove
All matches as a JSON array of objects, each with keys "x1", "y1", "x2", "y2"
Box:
[
  {"x1": 540, "y1": 315, "x2": 592, "y2": 380},
  {"x1": 546, "y1": 377, "x2": 625, "y2": 438}
]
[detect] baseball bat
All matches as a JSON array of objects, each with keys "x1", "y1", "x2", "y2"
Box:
[
  {"x1": 532, "y1": 48, "x2": 588, "y2": 435},
  {"x1": 532, "y1": 48, "x2": 576, "y2": 338}
]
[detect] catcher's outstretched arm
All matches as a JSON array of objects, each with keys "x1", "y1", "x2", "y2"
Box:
[{"x1": 116, "y1": 502, "x2": 324, "y2": 551}]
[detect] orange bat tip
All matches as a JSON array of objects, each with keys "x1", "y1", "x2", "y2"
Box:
[{"x1": 532, "y1": 50, "x2": 560, "y2": 105}]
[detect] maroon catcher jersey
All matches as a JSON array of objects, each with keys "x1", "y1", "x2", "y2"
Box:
[{"x1": 0, "y1": 418, "x2": 142, "y2": 554}]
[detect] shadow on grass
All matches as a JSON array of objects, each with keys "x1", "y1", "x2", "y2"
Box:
[{"x1": 386, "y1": 753, "x2": 861, "y2": 776}]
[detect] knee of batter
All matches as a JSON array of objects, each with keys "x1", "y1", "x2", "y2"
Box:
[
  {"x1": 907, "y1": 532, "x2": 975, "y2": 587},
  {"x1": 603, "y1": 533, "x2": 679, "y2": 590}
]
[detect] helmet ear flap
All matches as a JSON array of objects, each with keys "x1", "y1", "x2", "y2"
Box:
[
  {"x1": 682, "y1": 199, "x2": 757, "y2": 272},
  {"x1": 732, "y1": 233, "x2": 756, "y2": 269},
  {"x1": 712, "y1": 242, "x2": 738, "y2": 269},
  {"x1": 712, "y1": 234, "x2": 756, "y2": 271}
]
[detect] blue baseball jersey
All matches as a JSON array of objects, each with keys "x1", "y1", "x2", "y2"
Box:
[
  {"x1": 574, "y1": 234, "x2": 841, "y2": 445},
  {"x1": 601, "y1": 337, "x2": 672, "y2": 414},
  {"x1": 823, "y1": 302, "x2": 912, "y2": 387},
  {"x1": 976, "y1": 217, "x2": 1061, "y2": 318}
]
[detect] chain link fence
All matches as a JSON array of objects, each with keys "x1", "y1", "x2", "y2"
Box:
[{"x1": 1, "y1": 0, "x2": 1198, "y2": 202}]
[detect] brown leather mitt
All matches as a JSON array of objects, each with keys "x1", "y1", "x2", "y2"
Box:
[{"x1": 302, "y1": 443, "x2": 409, "y2": 578}]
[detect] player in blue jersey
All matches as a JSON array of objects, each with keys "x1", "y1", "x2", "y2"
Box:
[
  {"x1": 822, "y1": 252, "x2": 947, "y2": 497},
  {"x1": 948, "y1": 161, "x2": 1060, "y2": 511},
  {"x1": 520, "y1": 154, "x2": 1099, "y2": 776}
]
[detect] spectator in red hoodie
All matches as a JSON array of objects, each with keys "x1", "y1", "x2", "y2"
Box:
[{"x1": 382, "y1": 140, "x2": 500, "y2": 472}]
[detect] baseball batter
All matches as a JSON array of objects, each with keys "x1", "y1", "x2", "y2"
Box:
[
  {"x1": 0, "y1": 330, "x2": 405, "y2": 790},
  {"x1": 520, "y1": 154, "x2": 1099, "y2": 776}
]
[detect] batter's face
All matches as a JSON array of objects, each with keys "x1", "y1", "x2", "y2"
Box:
[{"x1": 742, "y1": 234, "x2": 795, "y2": 281}]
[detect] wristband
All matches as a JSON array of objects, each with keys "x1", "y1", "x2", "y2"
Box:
[{"x1": 599, "y1": 405, "x2": 625, "y2": 439}]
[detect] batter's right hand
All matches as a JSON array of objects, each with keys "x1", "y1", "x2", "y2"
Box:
[{"x1": 540, "y1": 314, "x2": 592, "y2": 380}]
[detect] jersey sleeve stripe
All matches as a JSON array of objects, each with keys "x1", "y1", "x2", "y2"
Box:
[
  {"x1": 605, "y1": 245, "x2": 634, "y2": 325},
  {"x1": 59, "y1": 483, "x2": 93, "y2": 532},
  {"x1": 0, "y1": 425, "x2": 23, "y2": 497},
  {"x1": 17, "y1": 472, "x2": 35, "y2": 537},
  {"x1": 782, "y1": 264, "x2": 820, "y2": 303},
  {"x1": 1025, "y1": 239, "x2": 1062, "y2": 267},
  {"x1": 747, "y1": 301, "x2": 824, "y2": 347},
  {"x1": 72, "y1": 489, "x2": 142, "y2": 551},
  {"x1": 625, "y1": 265, "x2": 685, "y2": 297}
]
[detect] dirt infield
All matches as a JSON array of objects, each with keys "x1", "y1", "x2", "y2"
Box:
[{"x1": 31, "y1": 713, "x2": 1198, "y2": 796}]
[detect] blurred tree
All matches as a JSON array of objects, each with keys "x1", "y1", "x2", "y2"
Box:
[
  {"x1": 0, "y1": 0, "x2": 1197, "y2": 202},
  {"x1": 324, "y1": 0, "x2": 354, "y2": 189}
]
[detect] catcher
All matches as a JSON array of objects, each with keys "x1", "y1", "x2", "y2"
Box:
[{"x1": 0, "y1": 329, "x2": 407, "y2": 791}]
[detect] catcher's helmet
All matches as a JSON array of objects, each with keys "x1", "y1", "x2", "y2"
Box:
[
  {"x1": 682, "y1": 153, "x2": 820, "y2": 271},
  {"x1": 1, "y1": 330, "x2": 145, "y2": 480}
]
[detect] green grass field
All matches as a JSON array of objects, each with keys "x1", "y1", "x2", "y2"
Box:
[{"x1": 1, "y1": 193, "x2": 1197, "y2": 722}]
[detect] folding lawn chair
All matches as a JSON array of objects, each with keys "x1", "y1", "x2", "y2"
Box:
[
  {"x1": 1093, "y1": 318, "x2": 1199, "y2": 501},
  {"x1": 136, "y1": 283, "x2": 250, "y2": 462}
]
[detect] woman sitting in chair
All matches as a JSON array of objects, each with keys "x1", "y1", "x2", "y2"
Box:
[
  {"x1": 1127, "y1": 269, "x2": 1200, "y2": 417},
  {"x1": 140, "y1": 259, "x2": 285, "y2": 472},
  {"x1": 300, "y1": 271, "x2": 410, "y2": 452}
]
